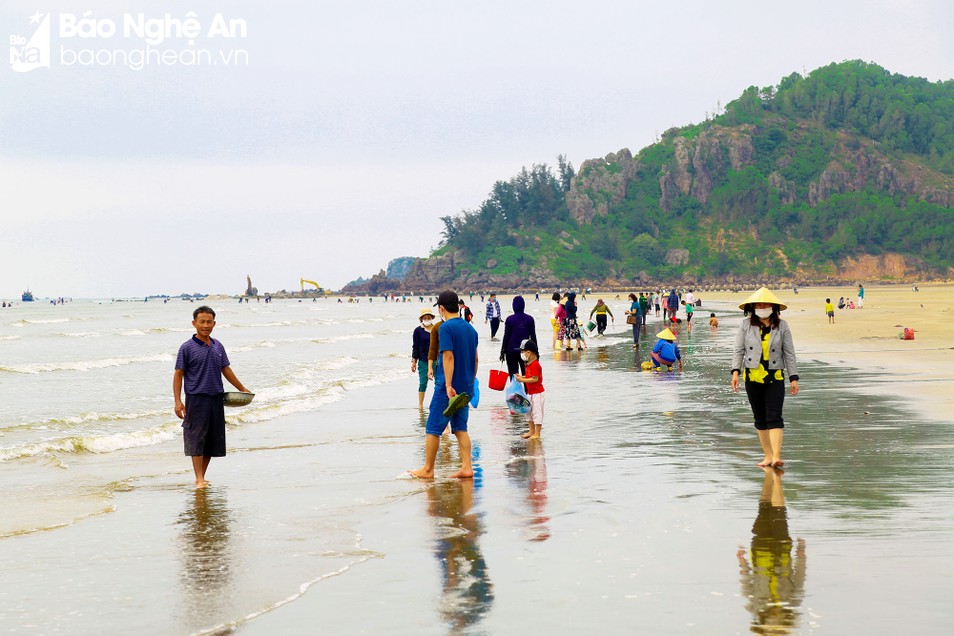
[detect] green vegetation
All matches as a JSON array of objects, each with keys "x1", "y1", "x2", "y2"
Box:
[{"x1": 434, "y1": 61, "x2": 954, "y2": 282}]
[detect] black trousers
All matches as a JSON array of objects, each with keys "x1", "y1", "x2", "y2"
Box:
[
  {"x1": 596, "y1": 314, "x2": 608, "y2": 334},
  {"x1": 744, "y1": 380, "x2": 785, "y2": 429},
  {"x1": 490, "y1": 317, "x2": 500, "y2": 338},
  {"x1": 504, "y1": 351, "x2": 526, "y2": 378}
]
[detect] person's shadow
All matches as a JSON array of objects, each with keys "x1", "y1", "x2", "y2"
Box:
[
  {"x1": 426, "y1": 476, "x2": 494, "y2": 632},
  {"x1": 176, "y1": 488, "x2": 235, "y2": 629},
  {"x1": 737, "y1": 468, "x2": 807, "y2": 634}
]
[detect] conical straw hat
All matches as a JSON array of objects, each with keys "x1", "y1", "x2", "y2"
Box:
[
  {"x1": 738, "y1": 287, "x2": 787, "y2": 311},
  {"x1": 656, "y1": 328, "x2": 676, "y2": 340}
]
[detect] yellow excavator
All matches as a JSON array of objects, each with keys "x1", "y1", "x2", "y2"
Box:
[{"x1": 300, "y1": 278, "x2": 326, "y2": 293}]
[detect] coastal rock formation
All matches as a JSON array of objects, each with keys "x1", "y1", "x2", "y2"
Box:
[{"x1": 566, "y1": 149, "x2": 638, "y2": 224}]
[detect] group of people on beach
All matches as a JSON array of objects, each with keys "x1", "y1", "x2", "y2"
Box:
[{"x1": 170, "y1": 285, "x2": 799, "y2": 488}]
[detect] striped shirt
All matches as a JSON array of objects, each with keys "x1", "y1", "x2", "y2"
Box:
[{"x1": 175, "y1": 335, "x2": 230, "y2": 395}]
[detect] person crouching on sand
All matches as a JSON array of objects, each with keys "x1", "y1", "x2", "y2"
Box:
[
  {"x1": 174, "y1": 306, "x2": 250, "y2": 488},
  {"x1": 650, "y1": 328, "x2": 683, "y2": 372},
  {"x1": 730, "y1": 287, "x2": 799, "y2": 470},
  {"x1": 515, "y1": 339, "x2": 545, "y2": 440}
]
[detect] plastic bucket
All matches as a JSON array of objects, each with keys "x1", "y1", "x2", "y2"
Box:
[
  {"x1": 488, "y1": 369, "x2": 508, "y2": 391},
  {"x1": 586, "y1": 320, "x2": 597, "y2": 332}
]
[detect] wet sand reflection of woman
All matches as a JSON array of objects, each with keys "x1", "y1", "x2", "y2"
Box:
[
  {"x1": 737, "y1": 469, "x2": 807, "y2": 635},
  {"x1": 426, "y1": 476, "x2": 494, "y2": 631},
  {"x1": 176, "y1": 488, "x2": 235, "y2": 629}
]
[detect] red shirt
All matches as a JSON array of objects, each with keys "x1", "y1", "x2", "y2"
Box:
[{"x1": 524, "y1": 359, "x2": 544, "y2": 394}]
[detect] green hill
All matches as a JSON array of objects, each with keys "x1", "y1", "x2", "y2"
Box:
[{"x1": 394, "y1": 61, "x2": 954, "y2": 291}]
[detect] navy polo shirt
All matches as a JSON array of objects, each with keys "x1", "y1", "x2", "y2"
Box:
[{"x1": 175, "y1": 335, "x2": 230, "y2": 395}]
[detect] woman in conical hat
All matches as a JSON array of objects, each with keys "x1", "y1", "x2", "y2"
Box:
[
  {"x1": 651, "y1": 327, "x2": 683, "y2": 372},
  {"x1": 730, "y1": 288, "x2": 799, "y2": 469}
]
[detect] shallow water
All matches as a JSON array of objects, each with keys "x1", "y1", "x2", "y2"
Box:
[{"x1": 1, "y1": 298, "x2": 952, "y2": 634}]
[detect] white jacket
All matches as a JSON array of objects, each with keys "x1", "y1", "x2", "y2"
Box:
[{"x1": 731, "y1": 319, "x2": 799, "y2": 380}]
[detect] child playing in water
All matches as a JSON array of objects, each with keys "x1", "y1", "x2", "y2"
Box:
[
  {"x1": 650, "y1": 328, "x2": 683, "y2": 372},
  {"x1": 709, "y1": 312, "x2": 719, "y2": 328},
  {"x1": 515, "y1": 339, "x2": 545, "y2": 439}
]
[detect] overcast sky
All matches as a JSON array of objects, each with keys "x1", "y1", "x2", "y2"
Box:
[{"x1": 2, "y1": 0, "x2": 952, "y2": 298}]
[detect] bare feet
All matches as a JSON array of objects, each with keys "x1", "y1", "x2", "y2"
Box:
[
  {"x1": 195, "y1": 480, "x2": 209, "y2": 489},
  {"x1": 756, "y1": 458, "x2": 772, "y2": 468},
  {"x1": 521, "y1": 431, "x2": 533, "y2": 439},
  {"x1": 450, "y1": 469, "x2": 474, "y2": 479},
  {"x1": 409, "y1": 468, "x2": 434, "y2": 479},
  {"x1": 772, "y1": 459, "x2": 785, "y2": 468},
  {"x1": 528, "y1": 435, "x2": 540, "y2": 440}
]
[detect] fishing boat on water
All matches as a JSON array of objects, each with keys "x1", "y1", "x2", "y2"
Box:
[{"x1": 22, "y1": 290, "x2": 34, "y2": 302}]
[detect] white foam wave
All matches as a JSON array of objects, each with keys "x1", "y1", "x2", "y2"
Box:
[
  {"x1": 0, "y1": 335, "x2": 20, "y2": 340},
  {"x1": 0, "y1": 421, "x2": 180, "y2": 462},
  {"x1": 59, "y1": 331, "x2": 102, "y2": 338},
  {"x1": 1, "y1": 353, "x2": 173, "y2": 374}
]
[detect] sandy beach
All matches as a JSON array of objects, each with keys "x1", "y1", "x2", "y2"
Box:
[
  {"x1": 2, "y1": 293, "x2": 953, "y2": 634},
  {"x1": 699, "y1": 284, "x2": 954, "y2": 421}
]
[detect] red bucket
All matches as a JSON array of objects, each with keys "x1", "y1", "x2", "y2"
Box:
[{"x1": 488, "y1": 369, "x2": 508, "y2": 391}]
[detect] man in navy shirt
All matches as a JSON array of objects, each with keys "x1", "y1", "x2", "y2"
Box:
[
  {"x1": 174, "y1": 306, "x2": 250, "y2": 488},
  {"x1": 411, "y1": 290, "x2": 479, "y2": 480}
]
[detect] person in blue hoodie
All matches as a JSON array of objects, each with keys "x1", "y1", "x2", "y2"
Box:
[{"x1": 499, "y1": 295, "x2": 537, "y2": 378}]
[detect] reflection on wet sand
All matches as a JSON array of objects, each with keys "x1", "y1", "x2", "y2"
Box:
[
  {"x1": 738, "y1": 469, "x2": 807, "y2": 634},
  {"x1": 505, "y1": 439, "x2": 551, "y2": 542},
  {"x1": 176, "y1": 488, "x2": 235, "y2": 629},
  {"x1": 426, "y1": 473, "x2": 493, "y2": 632}
]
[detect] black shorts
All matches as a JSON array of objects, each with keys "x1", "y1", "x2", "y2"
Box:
[
  {"x1": 744, "y1": 380, "x2": 785, "y2": 430},
  {"x1": 183, "y1": 393, "x2": 227, "y2": 457}
]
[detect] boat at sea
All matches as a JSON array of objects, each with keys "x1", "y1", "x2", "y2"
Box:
[{"x1": 21, "y1": 289, "x2": 34, "y2": 302}]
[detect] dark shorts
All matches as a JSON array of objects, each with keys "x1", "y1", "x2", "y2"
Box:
[
  {"x1": 183, "y1": 393, "x2": 227, "y2": 456},
  {"x1": 744, "y1": 381, "x2": 785, "y2": 430},
  {"x1": 426, "y1": 390, "x2": 469, "y2": 436}
]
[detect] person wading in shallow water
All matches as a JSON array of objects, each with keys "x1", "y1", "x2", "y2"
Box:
[
  {"x1": 731, "y1": 288, "x2": 799, "y2": 469},
  {"x1": 174, "y1": 306, "x2": 250, "y2": 488},
  {"x1": 411, "y1": 290, "x2": 479, "y2": 480}
]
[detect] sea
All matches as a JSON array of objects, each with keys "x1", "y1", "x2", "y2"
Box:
[{"x1": 1, "y1": 295, "x2": 952, "y2": 634}]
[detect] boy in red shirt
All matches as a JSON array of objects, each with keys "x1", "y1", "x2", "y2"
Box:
[{"x1": 515, "y1": 338, "x2": 545, "y2": 440}]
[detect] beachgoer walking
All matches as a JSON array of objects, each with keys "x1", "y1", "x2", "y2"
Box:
[
  {"x1": 485, "y1": 293, "x2": 502, "y2": 340},
  {"x1": 625, "y1": 293, "x2": 642, "y2": 348},
  {"x1": 500, "y1": 295, "x2": 537, "y2": 378},
  {"x1": 411, "y1": 290, "x2": 478, "y2": 480},
  {"x1": 654, "y1": 291, "x2": 661, "y2": 318},
  {"x1": 857, "y1": 284, "x2": 865, "y2": 308},
  {"x1": 589, "y1": 299, "x2": 614, "y2": 337},
  {"x1": 651, "y1": 327, "x2": 683, "y2": 372},
  {"x1": 638, "y1": 292, "x2": 649, "y2": 331},
  {"x1": 459, "y1": 299, "x2": 474, "y2": 322},
  {"x1": 515, "y1": 339, "x2": 545, "y2": 440},
  {"x1": 173, "y1": 306, "x2": 250, "y2": 488},
  {"x1": 731, "y1": 287, "x2": 799, "y2": 469},
  {"x1": 413, "y1": 308, "x2": 435, "y2": 409},
  {"x1": 549, "y1": 292, "x2": 562, "y2": 349},
  {"x1": 666, "y1": 289, "x2": 679, "y2": 322},
  {"x1": 562, "y1": 292, "x2": 582, "y2": 350},
  {"x1": 683, "y1": 300, "x2": 694, "y2": 332},
  {"x1": 824, "y1": 298, "x2": 835, "y2": 324}
]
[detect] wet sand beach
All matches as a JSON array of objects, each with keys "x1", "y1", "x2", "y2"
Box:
[{"x1": 2, "y1": 292, "x2": 953, "y2": 634}]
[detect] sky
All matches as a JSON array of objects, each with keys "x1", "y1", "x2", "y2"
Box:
[{"x1": 2, "y1": 0, "x2": 953, "y2": 298}]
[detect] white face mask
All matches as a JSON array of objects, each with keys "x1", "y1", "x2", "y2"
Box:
[
  {"x1": 754, "y1": 307, "x2": 774, "y2": 319},
  {"x1": 422, "y1": 319, "x2": 433, "y2": 327},
  {"x1": 521, "y1": 352, "x2": 530, "y2": 361}
]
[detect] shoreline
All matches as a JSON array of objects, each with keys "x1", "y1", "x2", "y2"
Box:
[{"x1": 697, "y1": 284, "x2": 954, "y2": 423}]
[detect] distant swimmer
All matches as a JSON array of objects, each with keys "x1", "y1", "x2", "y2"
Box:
[{"x1": 173, "y1": 306, "x2": 250, "y2": 488}]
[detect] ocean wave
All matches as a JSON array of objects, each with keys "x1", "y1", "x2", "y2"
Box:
[
  {"x1": 0, "y1": 335, "x2": 20, "y2": 341},
  {"x1": 58, "y1": 331, "x2": 102, "y2": 338},
  {"x1": 1, "y1": 408, "x2": 169, "y2": 432},
  {"x1": 0, "y1": 353, "x2": 173, "y2": 374},
  {"x1": 313, "y1": 334, "x2": 375, "y2": 344},
  {"x1": 0, "y1": 421, "x2": 181, "y2": 462}
]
